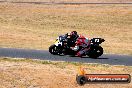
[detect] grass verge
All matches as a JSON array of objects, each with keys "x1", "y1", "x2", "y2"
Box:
[{"x1": 0, "y1": 57, "x2": 132, "y2": 88}]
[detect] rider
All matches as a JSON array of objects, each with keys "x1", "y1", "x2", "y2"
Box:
[
  {"x1": 70, "y1": 34, "x2": 91, "y2": 57},
  {"x1": 66, "y1": 31, "x2": 79, "y2": 47},
  {"x1": 69, "y1": 31, "x2": 79, "y2": 41}
]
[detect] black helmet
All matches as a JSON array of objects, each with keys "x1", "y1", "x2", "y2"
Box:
[
  {"x1": 70, "y1": 31, "x2": 78, "y2": 40},
  {"x1": 70, "y1": 31, "x2": 77, "y2": 36},
  {"x1": 70, "y1": 31, "x2": 77, "y2": 35}
]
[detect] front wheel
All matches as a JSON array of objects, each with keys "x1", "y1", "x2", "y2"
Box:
[
  {"x1": 88, "y1": 46, "x2": 103, "y2": 58},
  {"x1": 49, "y1": 44, "x2": 60, "y2": 55}
]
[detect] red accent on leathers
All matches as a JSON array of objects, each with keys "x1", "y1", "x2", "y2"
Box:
[
  {"x1": 75, "y1": 35, "x2": 90, "y2": 46},
  {"x1": 74, "y1": 35, "x2": 90, "y2": 57}
]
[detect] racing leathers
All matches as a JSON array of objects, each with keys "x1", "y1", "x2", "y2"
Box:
[
  {"x1": 64, "y1": 32, "x2": 79, "y2": 47},
  {"x1": 71, "y1": 35, "x2": 90, "y2": 57}
]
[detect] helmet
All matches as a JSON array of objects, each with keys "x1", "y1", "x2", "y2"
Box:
[
  {"x1": 70, "y1": 31, "x2": 77, "y2": 35},
  {"x1": 70, "y1": 31, "x2": 78, "y2": 39}
]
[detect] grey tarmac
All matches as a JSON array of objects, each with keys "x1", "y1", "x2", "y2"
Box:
[{"x1": 0, "y1": 48, "x2": 131, "y2": 66}]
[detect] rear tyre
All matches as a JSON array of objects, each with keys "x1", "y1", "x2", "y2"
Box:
[{"x1": 88, "y1": 46, "x2": 103, "y2": 58}]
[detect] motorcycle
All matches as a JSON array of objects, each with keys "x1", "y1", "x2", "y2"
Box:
[{"x1": 49, "y1": 35, "x2": 105, "y2": 58}]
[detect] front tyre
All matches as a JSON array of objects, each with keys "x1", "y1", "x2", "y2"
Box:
[{"x1": 49, "y1": 44, "x2": 59, "y2": 55}]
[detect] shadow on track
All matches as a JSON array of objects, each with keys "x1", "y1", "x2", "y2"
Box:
[
  {"x1": 96, "y1": 57, "x2": 109, "y2": 59},
  {"x1": 81, "y1": 56, "x2": 109, "y2": 59},
  {"x1": 64, "y1": 55, "x2": 109, "y2": 59}
]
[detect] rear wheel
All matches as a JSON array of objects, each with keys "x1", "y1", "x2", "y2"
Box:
[{"x1": 88, "y1": 46, "x2": 103, "y2": 58}]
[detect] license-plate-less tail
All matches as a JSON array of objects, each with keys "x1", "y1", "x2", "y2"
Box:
[{"x1": 49, "y1": 35, "x2": 105, "y2": 58}]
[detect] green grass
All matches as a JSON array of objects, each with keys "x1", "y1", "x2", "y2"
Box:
[{"x1": 1, "y1": 57, "x2": 132, "y2": 69}]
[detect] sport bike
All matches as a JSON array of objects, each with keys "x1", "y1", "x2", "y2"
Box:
[{"x1": 49, "y1": 35, "x2": 105, "y2": 58}]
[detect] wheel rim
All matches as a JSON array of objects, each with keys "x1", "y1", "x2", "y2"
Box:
[
  {"x1": 97, "y1": 47, "x2": 103, "y2": 56},
  {"x1": 53, "y1": 46, "x2": 57, "y2": 53}
]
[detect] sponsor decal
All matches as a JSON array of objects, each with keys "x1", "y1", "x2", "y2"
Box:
[{"x1": 76, "y1": 67, "x2": 131, "y2": 85}]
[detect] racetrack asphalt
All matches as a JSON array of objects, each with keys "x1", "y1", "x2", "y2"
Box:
[{"x1": 0, "y1": 48, "x2": 131, "y2": 66}]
